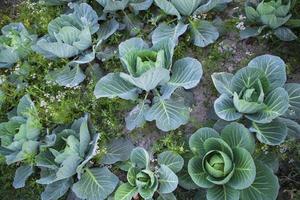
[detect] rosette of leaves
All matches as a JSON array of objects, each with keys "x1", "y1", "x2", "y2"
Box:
[
  {"x1": 212, "y1": 54, "x2": 300, "y2": 145},
  {"x1": 34, "y1": 3, "x2": 119, "y2": 88},
  {"x1": 152, "y1": 0, "x2": 232, "y2": 47},
  {"x1": 115, "y1": 147, "x2": 184, "y2": 200},
  {"x1": 0, "y1": 95, "x2": 42, "y2": 189},
  {"x1": 0, "y1": 23, "x2": 37, "y2": 68},
  {"x1": 94, "y1": 37, "x2": 203, "y2": 132},
  {"x1": 241, "y1": 0, "x2": 298, "y2": 41},
  {"x1": 188, "y1": 122, "x2": 279, "y2": 200},
  {"x1": 35, "y1": 115, "x2": 134, "y2": 200}
]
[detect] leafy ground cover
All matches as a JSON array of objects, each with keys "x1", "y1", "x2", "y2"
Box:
[{"x1": 0, "y1": 0, "x2": 300, "y2": 200}]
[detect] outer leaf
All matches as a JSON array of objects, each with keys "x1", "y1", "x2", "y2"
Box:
[
  {"x1": 162, "y1": 57, "x2": 203, "y2": 98},
  {"x1": 190, "y1": 19, "x2": 219, "y2": 48},
  {"x1": 157, "y1": 151, "x2": 184, "y2": 173},
  {"x1": 97, "y1": 19, "x2": 119, "y2": 41},
  {"x1": 119, "y1": 37, "x2": 148, "y2": 58},
  {"x1": 247, "y1": 54, "x2": 286, "y2": 90},
  {"x1": 129, "y1": 0, "x2": 153, "y2": 13},
  {"x1": 94, "y1": 73, "x2": 138, "y2": 100},
  {"x1": 188, "y1": 156, "x2": 214, "y2": 188},
  {"x1": 211, "y1": 72, "x2": 234, "y2": 96},
  {"x1": 72, "y1": 167, "x2": 119, "y2": 200},
  {"x1": 158, "y1": 165, "x2": 178, "y2": 194},
  {"x1": 221, "y1": 122, "x2": 255, "y2": 154},
  {"x1": 246, "y1": 87, "x2": 289, "y2": 123},
  {"x1": 114, "y1": 183, "x2": 138, "y2": 200},
  {"x1": 48, "y1": 64, "x2": 86, "y2": 88},
  {"x1": 13, "y1": 165, "x2": 33, "y2": 189},
  {"x1": 274, "y1": 27, "x2": 297, "y2": 41},
  {"x1": 227, "y1": 148, "x2": 256, "y2": 190},
  {"x1": 120, "y1": 67, "x2": 170, "y2": 92},
  {"x1": 189, "y1": 127, "x2": 220, "y2": 156},
  {"x1": 240, "y1": 161, "x2": 279, "y2": 200},
  {"x1": 101, "y1": 138, "x2": 134, "y2": 164},
  {"x1": 278, "y1": 117, "x2": 300, "y2": 139},
  {"x1": 177, "y1": 169, "x2": 199, "y2": 190},
  {"x1": 152, "y1": 22, "x2": 188, "y2": 45},
  {"x1": 254, "y1": 152, "x2": 279, "y2": 173},
  {"x1": 125, "y1": 101, "x2": 150, "y2": 131},
  {"x1": 41, "y1": 179, "x2": 72, "y2": 200},
  {"x1": 251, "y1": 119, "x2": 288, "y2": 145},
  {"x1": 284, "y1": 83, "x2": 300, "y2": 119},
  {"x1": 145, "y1": 97, "x2": 189, "y2": 132},
  {"x1": 214, "y1": 94, "x2": 242, "y2": 121},
  {"x1": 130, "y1": 147, "x2": 150, "y2": 169},
  {"x1": 154, "y1": 0, "x2": 181, "y2": 18},
  {"x1": 207, "y1": 185, "x2": 240, "y2": 200}
]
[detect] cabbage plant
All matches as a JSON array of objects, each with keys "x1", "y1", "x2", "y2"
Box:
[
  {"x1": 35, "y1": 115, "x2": 134, "y2": 200},
  {"x1": 212, "y1": 54, "x2": 300, "y2": 145},
  {"x1": 241, "y1": 0, "x2": 298, "y2": 41},
  {"x1": 188, "y1": 123, "x2": 279, "y2": 200},
  {"x1": 34, "y1": 3, "x2": 120, "y2": 88},
  {"x1": 0, "y1": 95, "x2": 41, "y2": 189},
  {"x1": 152, "y1": 0, "x2": 232, "y2": 47},
  {"x1": 115, "y1": 147, "x2": 183, "y2": 200},
  {"x1": 94, "y1": 37, "x2": 203, "y2": 132},
  {"x1": 0, "y1": 23, "x2": 37, "y2": 68}
]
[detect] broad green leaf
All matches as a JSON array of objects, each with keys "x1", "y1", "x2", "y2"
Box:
[
  {"x1": 152, "y1": 22, "x2": 188, "y2": 45},
  {"x1": 240, "y1": 161, "x2": 279, "y2": 200},
  {"x1": 94, "y1": 73, "x2": 138, "y2": 100},
  {"x1": 245, "y1": 6, "x2": 259, "y2": 21},
  {"x1": 101, "y1": 138, "x2": 134, "y2": 164},
  {"x1": 41, "y1": 178, "x2": 72, "y2": 200},
  {"x1": 284, "y1": 83, "x2": 300, "y2": 119},
  {"x1": 130, "y1": 147, "x2": 150, "y2": 169},
  {"x1": 13, "y1": 165, "x2": 33, "y2": 189},
  {"x1": 169, "y1": 0, "x2": 201, "y2": 16},
  {"x1": 120, "y1": 67, "x2": 170, "y2": 92},
  {"x1": 240, "y1": 26, "x2": 264, "y2": 39},
  {"x1": 125, "y1": 100, "x2": 150, "y2": 131},
  {"x1": 246, "y1": 87, "x2": 289, "y2": 123},
  {"x1": 251, "y1": 119, "x2": 288, "y2": 145},
  {"x1": 129, "y1": 0, "x2": 153, "y2": 13},
  {"x1": 188, "y1": 156, "x2": 214, "y2": 188},
  {"x1": 178, "y1": 169, "x2": 199, "y2": 190},
  {"x1": 101, "y1": 0, "x2": 129, "y2": 12},
  {"x1": 227, "y1": 148, "x2": 256, "y2": 190},
  {"x1": 278, "y1": 117, "x2": 300, "y2": 139},
  {"x1": 48, "y1": 64, "x2": 86, "y2": 88},
  {"x1": 154, "y1": 0, "x2": 181, "y2": 18},
  {"x1": 127, "y1": 167, "x2": 140, "y2": 186},
  {"x1": 254, "y1": 152, "x2": 279, "y2": 173},
  {"x1": 221, "y1": 122, "x2": 255, "y2": 154},
  {"x1": 97, "y1": 19, "x2": 119, "y2": 41},
  {"x1": 231, "y1": 67, "x2": 264, "y2": 93},
  {"x1": 162, "y1": 57, "x2": 203, "y2": 98},
  {"x1": 274, "y1": 27, "x2": 297, "y2": 41},
  {"x1": 190, "y1": 19, "x2": 219, "y2": 48},
  {"x1": 214, "y1": 94, "x2": 243, "y2": 121},
  {"x1": 158, "y1": 165, "x2": 178, "y2": 194},
  {"x1": 193, "y1": 0, "x2": 224, "y2": 15},
  {"x1": 35, "y1": 41, "x2": 80, "y2": 58},
  {"x1": 207, "y1": 185, "x2": 240, "y2": 200},
  {"x1": 145, "y1": 97, "x2": 189, "y2": 132},
  {"x1": 189, "y1": 127, "x2": 220, "y2": 156},
  {"x1": 114, "y1": 183, "x2": 138, "y2": 200},
  {"x1": 79, "y1": 116, "x2": 90, "y2": 157},
  {"x1": 203, "y1": 138, "x2": 233, "y2": 159},
  {"x1": 72, "y1": 167, "x2": 119, "y2": 200},
  {"x1": 211, "y1": 72, "x2": 234, "y2": 96},
  {"x1": 247, "y1": 54, "x2": 286, "y2": 90},
  {"x1": 158, "y1": 151, "x2": 184, "y2": 173},
  {"x1": 17, "y1": 94, "x2": 35, "y2": 117},
  {"x1": 119, "y1": 37, "x2": 148, "y2": 58},
  {"x1": 36, "y1": 151, "x2": 58, "y2": 170},
  {"x1": 56, "y1": 154, "x2": 82, "y2": 181}
]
